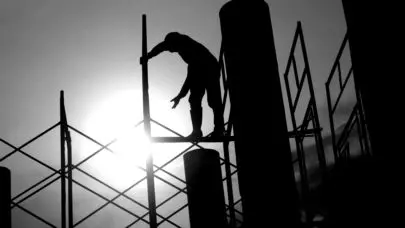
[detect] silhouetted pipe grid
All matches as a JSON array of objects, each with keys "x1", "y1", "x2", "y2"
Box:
[
  {"x1": 283, "y1": 21, "x2": 327, "y2": 224},
  {"x1": 0, "y1": 91, "x2": 73, "y2": 228},
  {"x1": 0, "y1": 93, "x2": 197, "y2": 228},
  {"x1": 1, "y1": 91, "x2": 209, "y2": 228},
  {"x1": 325, "y1": 32, "x2": 371, "y2": 164}
]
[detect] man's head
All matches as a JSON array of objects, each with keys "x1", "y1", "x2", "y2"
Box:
[{"x1": 164, "y1": 32, "x2": 183, "y2": 52}]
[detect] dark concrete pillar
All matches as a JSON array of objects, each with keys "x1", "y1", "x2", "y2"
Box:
[
  {"x1": 341, "y1": 1, "x2": 400, "y2": 160},
  {"x1": 340, "y1": 2, "x2": 400, "y2": 226},
  {"x1": 219, "y1": 0, "x2": 300, "y2": 227},
  {"x1": 184, "y1": 149, "x2": 227, "y2": 228},
  {"x1": 0, "y1": 166, "x2": 11, "y2": 228}
]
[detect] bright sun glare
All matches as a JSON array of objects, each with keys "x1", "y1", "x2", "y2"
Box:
[{"x1": 84, "y1": 90, "x2": 152, "y2": 189}]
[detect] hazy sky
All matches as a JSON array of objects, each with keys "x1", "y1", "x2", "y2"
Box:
[
  {"x1": 0, "y1": 0, "x2": 351, "y2": 227},
  {"x1": 0, "y1": 0, "x2": 349, "y2": 141}
]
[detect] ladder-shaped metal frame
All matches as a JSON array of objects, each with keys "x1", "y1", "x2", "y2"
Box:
[
  {"x1": 325, "y1": 32, "x2": 371, "y2": 163},
  {"x1": 1, "y1": 122, "x2": 63, "y2": 228},
  {"x1": 1, "y1": 91, "x2": 242, "y2": 228},
  {"x1": 284, "y1": 22, "x2": 327, "y2": 204}
]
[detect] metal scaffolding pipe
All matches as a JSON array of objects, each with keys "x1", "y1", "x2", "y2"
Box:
[
  {"x1": 60, "y1": 91, "x2": 67, "y2": 228},
  {"x1": 142, "y1": 14, "x2": 158, "y2": 228},
  {"x1": 183, "y1": 149, "x2": 227, "y2": 228}
]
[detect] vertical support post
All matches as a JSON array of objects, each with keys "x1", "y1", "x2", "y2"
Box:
[
  {"x1": 220, "y1": 45, "x2": 236, "y2": 227},
  {"x1": 67, "y1": 132, "x2": 73, "y2": 228},
  {"x1": 284, "y1": 22, "x2": 310, "y2": 211},
  {"x1": 0, "y1": 167, "x2": 11, "y2": 228},
  {"x1": 184, "y1": 149, "x2": 227, "y2": 228},
  {"x1": 61, "y1": 90, "x2": 73, "y2": 228},
  {"x1": 298, "y1": 23, "x2": 327, "y2": 175},
  {"x1": 66, "y1": 131, "x2": 73, "y2": 227},
  {"x1": 223, "y1": 134, "x2": 236, "y2": 227},
  {"x1": 142, "y1": 14, "x2": 157, "y2": 228},
  {"x1": 325, "y1": 82, "x2": 338, "y2": 162},
  {"x1": 356, "y1": 91, "x2": 370, "y2": 156},
  {"x1": 284, "y1": 22, "x2": 308, "y2": 203},
  {"x1": 60, "y1": 91, "x2": 66, "y2": 228},
  {"x1": 219, "y1": 1, "x2": 300, "y2": 227}
]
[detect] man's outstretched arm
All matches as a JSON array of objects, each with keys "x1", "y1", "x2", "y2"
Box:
[
  {"x1": 140, "y1": 41, "x2": 168, "y2": 64},
  {"x1": 178, "y1": 73, "x2": 191, "y2": 98},
  {"x1": 171, "y1": 70, "x2": 191, "y2": 109}
]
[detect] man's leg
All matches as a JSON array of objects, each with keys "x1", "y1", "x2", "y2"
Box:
[
  {"x1": 207, "y1": 79, "x2": 225, "y2": 137},
  {"x1": 188, "y1": 87, "x2": 205, "y2": 139}
]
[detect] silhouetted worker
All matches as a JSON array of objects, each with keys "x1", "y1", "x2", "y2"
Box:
[{"x1": 140, "y1": 32, "x2": 225, "y2": 139}]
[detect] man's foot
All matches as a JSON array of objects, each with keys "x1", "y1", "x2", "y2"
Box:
[
  {"x1": 186, "y1": 130, "x2": 203, "y2": 140},
  {"x1": 209, "y1": 129, "x2": 225, "y2": 138}
]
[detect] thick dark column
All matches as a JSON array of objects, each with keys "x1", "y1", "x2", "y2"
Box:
[
  {"x1": 183, "y1": 149, "x2": 227, "y2": 228},
  {"x1": 219, "y1": 0, "x2": 300, "y2": 227},
  {"x1": 340, "y1": 2, "x2": 400, "y2": 226},
  {"x1": 341, "y1": 1, "x2": 400, "y2": 161},
  {"x1": 0, "y1": 167, "x2": 11, "y2": 228},
  {"x1": 341, "y1": 1, "x2": 378, "y2": 158}
]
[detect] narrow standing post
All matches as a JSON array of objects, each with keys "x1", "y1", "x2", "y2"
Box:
[
  {"x1": 298, "y1": 23, "x2": 327, "y2": 175},
  {"x1": 219, "y1": 45, "x2": 236, "y2": 227},
  {"x1": 60, "y1": 90, "x2": 74, "y2": 228},
  {"x1": 0, "y1": 167, "x2": 11, "y2": 228},
  {"x1": 67, "y1": 130, "x2": 73, "y2": 228},
  {"x1": 60, "y1": 91, "x2": 67, "y2": 228},
  {"x1": 223, "y1": 129, "x2": 236, "y2": 227},
  {"x1": 142, "y1": 14, "x2": 158, "y2": 228},
  {"x1": 223, "y1": 142, "x2": 236, "y2": 227},
  {"x1": 60, "y1": 92, "x2": 74, "y2": 228}
]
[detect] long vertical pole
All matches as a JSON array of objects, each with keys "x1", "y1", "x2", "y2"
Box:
[
  {"x1": 67, "y1": 131, "x2": 73, "y2": 228},
  {"x1": 66, "y1": 128, "x2": 73, "y2": 226},
  {"x1": 142, "y1": 14, "x2": 157, "y2": 228},
  {"x1": 60, "y1": 91, "x2": 66, "y2": 228},
  {"x1": 61, "y1": 90, "x2": 74, "y2": 228},
  {"x1": 298, "y1": 22, "x2": 326, "y2": 174},
  {"x1": 223, "y1": 139, "x2": 235, "y2": 227},
  {"x1": 219, "y1": 44, "x2": 236, "y2": 228}
]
